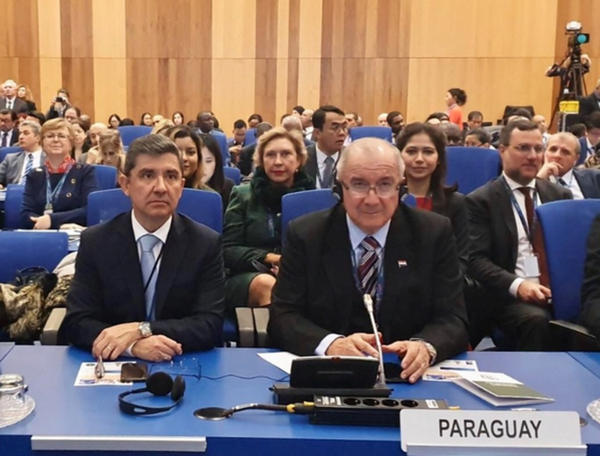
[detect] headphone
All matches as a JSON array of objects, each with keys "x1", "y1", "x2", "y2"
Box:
[{"x1": 118, "y1": 372, "x2": 186, "y2": 416}]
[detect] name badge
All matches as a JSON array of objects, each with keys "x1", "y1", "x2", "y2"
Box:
[
  {"x1": 44, "y1": 203, "x2": 53, "y2": 215},
  {"x1": 523, "y1": 255, "x2": 540, "y2": 278}
]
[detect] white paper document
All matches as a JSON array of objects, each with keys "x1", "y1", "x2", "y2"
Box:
[
  {"x1": 258, "y1": 352, "x2": 299, "y2": 374},
  {"x1": 423, "y1": 359, "x2": 479, "y2": 382},
  {"x1": 74, "y1": 361, "x2": 132, "y2": 386}
]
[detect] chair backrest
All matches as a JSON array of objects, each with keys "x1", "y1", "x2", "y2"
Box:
[
  {"x1": 117, "y1": 126, "x2": 152, "y2": 147},
  {"x1": 223, "y1": 167, "x2": 241, "y2": 185},
  {"x1": 87, "y1": 188, "x2": 223, "y2": 232},
  {"x1": 244, "y1": 128, "x2": 257, "y2": 146},
  {"x1": 212, "y1": 132, "x2": 230, "y2": 165},
  {"x1": 281, "y1": 189, "x2": 338, "y2": 238},
  {"x1": 536, "y1": 199, "x2": 600, "y2": 321},
  {"x1": 446, "y1": 147, "x2": 501, "y2": 194},
  {"x1": 0, "y1": 231, "x2": 69, "y2": 282},
  {"x1": 349, "y1": 126, "x2": 393, "y2": 143},
  {"x1": 93, "y1": 165, "x2": 118, "y2": 190},
  {"x1": 0, "y1": 147, "x2": 22, "y2": 163},
  {"x1": 4, "y1": 184, "x2": 25, "y2": 229}
]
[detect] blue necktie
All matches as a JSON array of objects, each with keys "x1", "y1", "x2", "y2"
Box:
[
  {"x1": 139, "y1": 234, "x2": 161, "y2": 321},
  {"x1": 19, "y1": 154, "x2": 33, "y2": 185}
]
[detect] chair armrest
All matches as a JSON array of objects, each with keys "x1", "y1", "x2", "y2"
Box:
[
  {"x1": 549, "y1": 319, "x2": 600, "y2": 351},
  {"x1": 235, "y1": 308, "x2": 256, "y2": 347},
  {"x1": 40, "y1": 308, "x2": 66, "y2": 345},
  {"x1": 253, "y1": 307, "x2": 270, "y2": 348}
]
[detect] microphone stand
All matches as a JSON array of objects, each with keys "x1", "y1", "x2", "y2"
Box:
[{"x1": 363, "y1": 294, "x2": 386, "y2": 386}]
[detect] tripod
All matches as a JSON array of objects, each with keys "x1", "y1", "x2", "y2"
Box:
[{"x1": 549, "y1": 48, "x2": 588, "y2": 131}]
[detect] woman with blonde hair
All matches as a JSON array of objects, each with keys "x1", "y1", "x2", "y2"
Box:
[
  {"x1": 16, "y1": 84, "x2": 37, "y2": 112},
  {"x1": 96, "y1": 129, "x2": 126, "y2": 174}
]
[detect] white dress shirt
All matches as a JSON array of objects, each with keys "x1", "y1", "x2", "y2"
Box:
[
  {"x1": 503, "y1": 173, "x2": 541, "y2": 297},
  {"x1": 315, "y1": 145, "x2": 339, "y2": 189},
  {"x1": 550, "y1": 168, "x2": 583, "y2": 200},
  {"x1": 314, "y1": 215, "x2": 391, "y2": 355},
  {"x1": 19, "y1": 150, "x2": 43, "y2": 181}
]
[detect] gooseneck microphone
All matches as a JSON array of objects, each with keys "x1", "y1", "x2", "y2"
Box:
[
  {"x1": 363, "y1": 294, "x2": 386, "y2": 386},
  {"x1": 194, "y1": 402, "x2": 315, "y2": 421}
]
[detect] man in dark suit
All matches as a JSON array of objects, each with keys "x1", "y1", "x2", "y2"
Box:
[
  {"x1": 61, "y1": 135, "x2": 225, "y2": 362},
  {"x1": 581, "y1": 214, "x2": 600, "y2": 339},
  {"x1": 304, "y1": 105, "x2": 348, "y2": 189},
  {"x1": 537, "y1": 132, "x2": 600, "y2": 199},
  {"x1": 467, "y1": 120, "x2": 572, "y2": 351},
  {"x1": 576, "y1": 112, "x2": 600, "y2": 166},
  {"x1": 237, "y1": 122, "x2": 272, "y2": 176},
  {"x1": 0, "y1": 80, "x2": 28, "y2": 113},
  {"x1": 0, "y1": 109, "x2": 20, "y2": 147},
  {"x1": 268, "y1": 138, "x2": 468, "y2": 383},
  {"x1": 579, "y1": 78, "x2": 600, "y2": 122},
  {"x1": 0, "y1": 121, "x2": 44, "y2": 188}
]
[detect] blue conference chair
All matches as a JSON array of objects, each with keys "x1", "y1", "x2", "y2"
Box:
[
  {"x1": 446, "y1": 147, "x2": 501, "y2": 194},
  {"x1": 4, "y1": 184, "x2": 25, "y2": 229},
  {"x1": 0, "y1": 146, "x2": 22, "y2": 163},
  {"x1": 537, "y1": 200, "x2": 600, "y2": 322},
  {"x1": 281, "y1": 189, "x2": 338, "y2": 238},
  {"x1": 0, "y1": 231, "x2": 69, "y2": 283},
  {"x1": 93, "y1": 165, "x2": 118, "y2": 190},
  {"x1": 224, "y1": 167, "x2": 241, "y2": 185},
  {"x1": 212, "y1": 132, "x2": 230, "y2": 166},
  {"x1": 244, "y1": 128, "x2": 257, "y2": 146},
  {"x1": 349, "y1": 126, "x2": 393, "y2": 143},
  {"x1": 87, "y1": 188, "x2": 223, "y2": 232},
  {"x1": 118, "y1": 126, "x2": 152, "y2": 147}
]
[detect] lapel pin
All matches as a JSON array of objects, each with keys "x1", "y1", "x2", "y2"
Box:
[{"x1": 397, "y1": 260, "x2": 408, "y2": 268}]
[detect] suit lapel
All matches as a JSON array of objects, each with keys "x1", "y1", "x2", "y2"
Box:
[
  {"x1": 304, "y1": 145, "x2": 318, "y2": 180},
  {"x1": 153, "y1": 214, "x2": 187, "y2": 318},
  {"x1": 493, "y1": 178, "x2": 518, "y2": 259},
  {"x1": 115, "y1": 213, "x2": 146, "y2": 318}
]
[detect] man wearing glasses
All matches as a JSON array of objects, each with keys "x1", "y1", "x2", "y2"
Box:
[
  {"x1": 467, "y1": 120, "x2": 572, "y2": 351},
  {"x1": 268, "y1": 138, "x2": 469, "y2": 383}
]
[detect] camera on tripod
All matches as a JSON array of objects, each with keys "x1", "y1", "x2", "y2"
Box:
[{"x1": 565, "y1": 21, "x2": 590, "y2": 54}]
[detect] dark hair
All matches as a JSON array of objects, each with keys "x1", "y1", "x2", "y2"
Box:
[
  {"x1": 569, "y1": 123, "x2": 587, "y2": 138},
  {"x1": 465, "y1": 128, "x2": 491, "y2": 145},
  {"x1": 292, "y1": 105, "x2": 305, "y2": 115},
  {"x1": 199, "y1": 133, "x2": 225, "y2": 192},
  {"x1": 256, "y1": 122, "x2": 273, "y2": 138},
  {"x1": 426, "y1": 112, "x2": 450, "y2": 123},
  {"x1": 165, "y1": 125, "x2": 203, "y2": 187},
  {"x1": 248, "y1": 113, "x2": 263, "y2": 123},
  {"x1": 386, "y1": 111, "x2": 402, "y2": 126},
  {"x1": 57, "y1": 88, "x2": 70, "y2": 98},
  {"x1": 172, "y1": 111, "x2": 185, "y2": 123},
  {"x1": 448, "y1": 88, "x2": 467, "y2": 106},
  {"x1": 119, "y1": 118, "x2": 134, "y2": 126},
  {"x1": 396, "y1": 122, "x2": 457, "y2": 200},
  {"x1": 123, "y1": 135, "x2": 183, "y2": 177},
  {"x1": 313, "y1": 105, "x2": 345, "y2": 130},
  {"x1": 346, "y1": 111, "x2": 359, "y2": 121},
  {"x1": 499, "y1": 120, "x2": 539, "y2": 146},
  {"x1": 64, "y1": 106, "x2": 81, "y2": 118},
  {"x1": 440, "y1": 123, "x2": 463, "y2": 145},
  {"x1": 27, "y1": 110, "x2": 46, "y2": 124},
  {"x1": 0, "y1": 109, "x2": 17, "y2": 121},
  {"x1": 586, "y1": 112, "x2": 600, "y2": 130},
  {"x1": 140, "y1": 112, "x2": 152, "y2": 125},
  {"x1": 186, "y1": 120, "x2": 197, "y2": 128},
  {"x1": 108, "y1": 113, "x2": 121, "y2": 125},
  {"x1": 72, "y1": 118, "x2": 90, "y2": 133},
  {"x1": 467, "y1": 110, "x2": 483, "y2": 121},
  {"x1": 233, "y1": 119, "x2": 247, "y2": 130}
]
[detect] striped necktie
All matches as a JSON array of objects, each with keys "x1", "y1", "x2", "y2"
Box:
[
  {"x1": 19, "y1": 154, "x2": 33, "y2": 185},
  {"x1": 139, "y1": 234, "x2": 161, "y2": 320},
  {"x1": 358, "y1": 236, "x2": 381, "y2": 297}
]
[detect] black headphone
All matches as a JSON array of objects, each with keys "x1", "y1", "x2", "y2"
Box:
[{"x1": 118, "y1": 372, "x2": 186, "y2": 416}]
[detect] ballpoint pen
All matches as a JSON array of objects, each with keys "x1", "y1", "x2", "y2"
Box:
[{"x1": 95, "y1": 356, "x2": 105, "y2": 379}]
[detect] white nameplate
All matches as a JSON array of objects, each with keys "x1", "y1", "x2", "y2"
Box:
[
  {"x1": 31, "y1": 436, "x2": 207, "y2": 452},
  {"x1": 400, "y1": 410, "x2": 585, "y2": 456}
]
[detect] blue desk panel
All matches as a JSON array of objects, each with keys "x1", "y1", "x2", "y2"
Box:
[
  {"x1": 0, "y1": 342, "x2": 14, "y2": 362},
  {"x1": 571, "y1": 352, "x2": 600, "y2": 379},
  {"x1": 1, "y1": 348, "x2": 600, "y2": 456}
]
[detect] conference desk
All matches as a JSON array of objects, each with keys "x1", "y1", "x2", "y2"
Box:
[
  {"x1": 571, "y1": 352, "x2": 600, "y2": 379},
  {"x1": 2, "y1": 347, "x2": 600, "y2": 456},
  {"x1": 0, "y1": 342, "x2": 14, "y2": 362}
]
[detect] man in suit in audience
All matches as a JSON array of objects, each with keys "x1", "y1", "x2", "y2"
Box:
[
  {"x1": 467, "y1": 120, "x2": 572, "y2": 351},
  {"x1": 301, "y1": 109, "x2": 314, "y2": 140},
  {"x1": 377, "y1": 113, "x2": 388, "y2": 127},
  {"x1": 305, "y1": 105, "x2": 348, "y2": 189},
  {"x1": 61, "y1": 135, "x2": 225, "y2": 362},
  {"x1": 386, "y1": 111, "x2": 404, "y2": 142},
  {"x1": 577, "y1": 112, "x2": 600, "y2": 166},
  {"x1": 0, "y1": 121, "x2": 44, "y2": 188},
  {"x1": 537, "y1": 132, "x2": 600, "y2": 199},
  {"x1": 269, "y1": 138, "x2": 468, "y2": 383},
  {"x1": 0, "y1": 109, "x2": 20, "y2": 147},
  {"x1": 579, "y1": 78, "x2": 600, "y2": 122},
  {"x1": 281, "y1": 115, "x2": 314, "y2": 148},
  {"x1": 0, "y1": 80, "x2": 28, "y2": 114},
  {"x1": 237, "y1": 122, "x2": 273, "y2": 177}
]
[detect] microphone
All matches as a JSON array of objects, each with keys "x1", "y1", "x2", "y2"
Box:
[{"x1": 363, "y1": 294, "x2": 386, "y2": 386}]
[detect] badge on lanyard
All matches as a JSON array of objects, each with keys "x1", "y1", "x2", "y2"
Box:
[
  {"x1": 44, "y1": 203, "x2": 53, "y2": 215},
  {"x1": 524, "y1": 254, "x2": 540, "y2": 278}
]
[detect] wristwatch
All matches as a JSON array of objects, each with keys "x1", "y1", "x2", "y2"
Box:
[
  {"x1": 422, "y1": 341, "x2": 437, "y2": 365},
  {"x1": 138, "y1": 322, "x2": 152, "y2": 338}
]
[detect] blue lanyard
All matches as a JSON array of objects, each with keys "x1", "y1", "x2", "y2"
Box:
[
  {"x1": 502, "y1": 177, "x2": 537, "y2": 244},
  {"x1": 45, "y1": 164, "x2": 72, "y2": 207},
  {"x1": 350, "y1": 245, "x2": 385, "y2": 321}
]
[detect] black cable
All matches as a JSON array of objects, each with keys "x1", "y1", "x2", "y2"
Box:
[{"x1": 202, "y1": 374, "x2": 289, "y2": 382}]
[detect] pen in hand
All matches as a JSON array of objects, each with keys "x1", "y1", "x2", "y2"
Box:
[{"x1": 95, "y1": 356, "x2": 105, "y2": 379}]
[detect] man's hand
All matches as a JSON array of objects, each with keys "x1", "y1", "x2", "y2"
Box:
[
  {"x1": 31, "y1": 214, "x2": 52, "y2": 230},
  {"x1": 264, "y1": 253, "x2": 281, "y2": 267},
  {"x1": 537, "y1": 162, "x2": 562, "y2": 180},
  {"x1": 92, "y1": 322, "x2": 141, "y2": 360},
  {"x1": 517, "y1": 280, "x2": 552, "y2": 305},
  {"x1": 381, "y1": 340, "x2": 431, "y2": 384},
  {"x1": 325, "y1": 333, "x2": 380, "y2": 357},
  {"x1": 131, "y1": 335, "x2": 182, "y2": 362}
]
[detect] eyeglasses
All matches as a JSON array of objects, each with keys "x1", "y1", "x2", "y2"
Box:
[
  {"x1": 328, "y1": 123, "x2": 348, "y2": 133},
  {"x1": 510, "y1": 143, "x2": 544, "y2": 154},
  {"x1": 341, "y1": 180, "x2": 400, "y2": 197},
  {"x1": 44, "y1": 133, "x2": 70, "y2": 141}
]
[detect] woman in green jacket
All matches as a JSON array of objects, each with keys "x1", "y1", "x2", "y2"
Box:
[{"x1": 223, "y1": 127, "x2": 315, "y2": 309}]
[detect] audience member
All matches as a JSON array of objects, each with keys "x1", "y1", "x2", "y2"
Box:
[
  {"x1": 467, "y1": 111, "x2": 483, "y2": 130},
  {"x1": 0, "y1": 109, "x2": 20, "y2": 147},
  {"x1": 398, "y1": 122, "x2": 470, "y2": 275},
  {"x1": 71, "y1": 119, "x2": 90, "y2": 162},
  {"x1": 237, "y1": 122, "x2": 273, "y2": 176},
  {"x1": 199, "y1": 133, "x2": 235, "y2": 211},
  {"x1": 0, "y1": 80, "x2": 28, "y2": 113},
  {"x1": 504, "y1": 108, "x2": 533, "y2": 124},
  {"x1": 46, "y1": 88, "x2": 71, "y2": 120},
  {"x1": 569, "y1": 123, "x2": 587, "y2": 139},
  {"x1": 197, "y1": 111, "x2": 214, "y2": 134},
  {"x1": 165, "y1": 126, "x2": 210, "y2": 191},
  {"x1": 16, "y1": 84, "x2": 37, "y2": 112},
  {"x1": 386, "y1": 111, "x2": 404, "y2": 141},
  {"x1": 108, "y1": 114, "x2": 121, "y2": 129},
  {"x1": 248, "y1": 113, "x2": 263, "y2": 129},
  {"x1": 301, "y1": 109, "x2": 314, "y2": 140},
  {"x1": 60, "y1": 134, "x2": 225, "y2": 359},
  {"x1": 532, "y1": 114, "x2": 550, "y2": 145},
  {"x1": 440, "y1": 123, "x2": 463, "y2": 146},
  {"x1": 140, "y1": 112, "x2": 153, "y2": 126},
  {"x1": 21, "y1": 118, "x2": 97, "y2": 229},
  {"x1": 228, "y1": 119, "x2": 247, "y2": 165},
  {"x1": 426, "y1": 112, "x2": 450, "y2": 125},
  {"x1": 119, "y1": 118, "x2": 134, "y2": 126},
  {"x1": 172, "y1": 111, "x2": 184, "y2": 126},
  {"x1": 64, "y1": 106, "x2": 81, "y2": 123},
  {"x1": 446, "y1": 88, "x2": 467, "y2": 130},
  {"x1": 345, "y1": 112, "x2": 359, "y2": 129},
  {"x1": 26, "y1": 111, "x2": 46, "y2": 125},
  {"x1": 580, "y1": 112, "x2": 600, "y2": 166},
  {"x1": 0, "y1": 121, "x2": 44, "y2": 188},
  {"x1": 467, "y1": 120, "x2": 572, "y2": 351},
  {"x1": 464, "y1": 128, "x2": 492, "y2": 148},
  {"x1": 80, "y1": 122, "x2": 108, "y2": 164},
  {"x1": 579, "y1": 78, "x2": 600, "y2": 122},
  {"x1": 152, "y1": 114, "x2": 164, "y2": 126},
  {"x1": 151, "y1": 119, "x2": 174, "y2": 135},
  {"x1": 378, "y1": 113, "x2": 388, "y2": 127},
  {"x1": 268, "y1": 138, "x2": 468, "y2": 380},
  {"x1": 292, "y1": 105, "x2": 305, "y2": 116},
  {"x1": 305, "y1": 105, "x2": 347, "y2": 189},
  {"x1": 96, "y1": 130, "x2": 126, "y2": 175},
  {"x1": 223, "y1": 127, "x2": 314, "y2": 310}
]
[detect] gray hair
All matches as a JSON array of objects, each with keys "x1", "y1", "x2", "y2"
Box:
[
  {"x1": 281, "y1": 115, "x2": 303, "y2": 133},
  {"x1": 336, "y1": 138, "x2": 405, "y2": 179},
  {"x1": 548, "y1": 132, "x2": 581, "y2": 156},
  {"x1": 20, "y1": 120, "x2": 41, "y2": 137}
]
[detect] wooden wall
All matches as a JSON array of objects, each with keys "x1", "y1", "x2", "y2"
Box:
[{"x1": 0, "y1": 0, "x2": 598, "y2": 131}]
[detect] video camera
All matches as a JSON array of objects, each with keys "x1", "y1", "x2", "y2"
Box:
[{"x1": 566, "y1": 21, "x2": 590, "y2": 53}]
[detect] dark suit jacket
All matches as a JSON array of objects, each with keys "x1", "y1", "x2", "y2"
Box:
[
  {"x1": 574, "y1": 168, "x2": 600, "y2": 199},
  {"x1": 581, "y1": 214, "x2": 600, "y2": 338},
  {"x1": 579, "y1": 93, "x2": 600, "y2": 121},
  {"x1": 237, "y1": 144, "x2": 256, "y2": 176},
  {"x1": 268, "y1": 204, "x2": 469, "y2": 361},
  {"x1": 1, "y1": 127, "x2": 20, "y2": 147},
  {"x1": 432, "y1": 191, "x2": 470, "y2": 276},
  {"x1": 304, "y1": 144, "x2": 338, "y2": 188},
  {"x1": 577, "y1": 137, "x2": 595, "y2": 166},
  {"x1": 0, "y1": 151, "x2": 46, "y2": 186},
  {"x1": 20, "y1": 163, "x2": 97, "y2": 228},
  {"x1": 0, "y1": 98, "x2": 28, "y2": 113},
  {"x1": 467, "y1": 177, "x2": 572, "y2": 305},
  {"x1": 60, "y1": 212, "x2": 225, "y2": 351}
]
